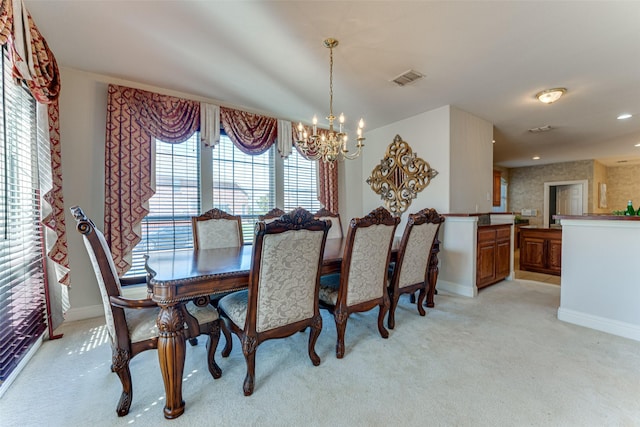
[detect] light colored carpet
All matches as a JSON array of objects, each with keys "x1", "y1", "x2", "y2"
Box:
[{"x1": 2, "y1": 279, "x2": 639, "y2": 427}]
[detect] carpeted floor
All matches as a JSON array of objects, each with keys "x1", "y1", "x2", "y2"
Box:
[{"x1": 2, "y1": 279, "x2": 639, "y2": 427}]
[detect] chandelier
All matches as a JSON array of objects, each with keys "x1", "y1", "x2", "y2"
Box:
[{"x1": 296, "y1": 38, "x2": 365, "y2": 164}]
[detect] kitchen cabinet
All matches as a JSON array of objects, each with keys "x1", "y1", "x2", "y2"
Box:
[
  {"x1": 492, "y1": 170, "x2": 501, "y2": 207},
  {"x1": 476, "y1": 224, "x2": 511, "y2": 289},
  {"x1": 519, "y1": 227, "x2": 562, "y2": 276}
]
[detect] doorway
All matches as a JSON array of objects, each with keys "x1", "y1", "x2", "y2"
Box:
[{"x1": 543, "y1": 180, "x2": 588, "y2": 228}]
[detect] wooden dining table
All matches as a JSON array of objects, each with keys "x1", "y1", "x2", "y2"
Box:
[{"x1": 144, "y1": 236, "x2": 439, "y2": 419}]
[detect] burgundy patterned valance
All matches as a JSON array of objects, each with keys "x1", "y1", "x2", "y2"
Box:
[
  {"x1": 220, "y1": 107, "x2": 277, "y2": 155},
  {"x1": 0, "y1": 0, "x2": 60, "y2": 103},
  {"x1": 117, "y1": 85, "x2": 200, "y2": 143}
]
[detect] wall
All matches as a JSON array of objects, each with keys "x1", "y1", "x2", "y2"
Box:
[
  {"x1": 606, "y1": 164, "x2": 640, "y2": 213},
  {"x1": 507, "y1": 161, "x2": 640, "y2": 225},
  {"x1": 360, "y1": 106, "x2": 451, "y2": 234},
  {"x1": 508, "y1": 160, "x2": 594, "y2": 227},
  {"x1": 449, "y1": 106, "x2": 494, "y2": 213},
  {"x1": 592, "y1": 160, "x2": 609, "y2": 214}
]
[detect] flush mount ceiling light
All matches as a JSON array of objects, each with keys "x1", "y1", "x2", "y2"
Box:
[{"x1": 536, "y1": 88, "x2": 566, "y2": 104}]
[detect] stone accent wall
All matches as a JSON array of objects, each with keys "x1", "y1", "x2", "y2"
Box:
[
  {"x1": 506, "y1": 160, "x2": 639, "y2": 224},
  {"x1": 607, "y1": 164, "x2": 640, "y2": 213},
  {"x1": 508, "y1": 160, "x2": 593, "y2": 227},
  {"x1": 593, "y1": 160, "x2": 608, "y2": 214}
]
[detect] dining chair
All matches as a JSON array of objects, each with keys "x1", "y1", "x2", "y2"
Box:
[
  {"x1": 258, "y1": 207, "x2": 286, "y2": 223},
  {"x1": 71, "y1": 206, "x2": 223, "y2": 416},
  {"x1": 217, "y1": 207, "x2": 330, "y2": 396},
  {"x1": 318, "y1": 206, "x2": 400, "y2": 358},
  {"x1": 387, "y1": 208, "x2": 445, "y2": 329},
  {"x1": 314, "y1": 207, "x2": 343, "y2": 239},
  {"x1": 191, "y1": 208, "x2": 243, "y2": 249}
]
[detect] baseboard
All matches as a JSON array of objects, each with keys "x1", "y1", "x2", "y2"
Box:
[
  {"x1": 557, "y1": 307, "x2": 640, "y2": 342},
  {"x1": 437, "y1": 280, "x2": 477, "y2": 298},
  {"x1": 64, "y1": 304, "x2": 104, "y2": 322}
]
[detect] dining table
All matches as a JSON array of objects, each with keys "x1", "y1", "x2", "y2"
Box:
[{"x1": 144, "y1": 236, "x2": 439, "y2": 419}]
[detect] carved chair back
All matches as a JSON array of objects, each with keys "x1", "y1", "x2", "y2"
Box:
[
  {"x1": 258, "y1": 207, "x2": 286, "y2": 224},
  {"x1": 314, "y1": 207, "x2": 343, "y2": 239},
  {"x1": 340, "y1": 207, "x2": 399, "y2": 307},
  {"x1": 192, "y1": 208, "x2": 243, "y2": 249},
  {"x1": 394, "y1": 208, "x2": 445, "y2": 290}
]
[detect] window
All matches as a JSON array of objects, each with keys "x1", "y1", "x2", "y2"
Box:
[
  {"x1": 126, "y1": 132, "x2": 319, "y2": 277},
  {"x1": 0, "y1": 48, "x2": 47, "y2": 384},
  {"x1": 212, "y1": 134, "x2": 274, "y2": 240},
  {"x1": 283, "y1": 148, "x2": 322, "y2": 213},
  {"x1": 128, "y1": 134, "x2": 200, "y2": 275}
]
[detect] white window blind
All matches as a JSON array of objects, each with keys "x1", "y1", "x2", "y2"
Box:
[
  {"x1": 127, "y1": 134, "x2": 200, "y2": 276},
  {"x1": 212, "y1": 134, "x2": 274, "y2": 241},
  {"x1": 283, "y1": 148, "x2": 321, "y2": 213},
  {"x1": 0, "y1": 48, "x2": 47, "y2": 383}
]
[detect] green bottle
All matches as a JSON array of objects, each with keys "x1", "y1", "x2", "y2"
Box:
[
  {"x1": 637, "y1": 206, "x2": 640, "y2": 216},
  {"x1": 626, "y1": 200, "x2": 635, "y2": 216}
]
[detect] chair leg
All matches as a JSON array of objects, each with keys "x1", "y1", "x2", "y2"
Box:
[
  {"x1": 308, "y1": 315, "x2": 322, "y2": 366},
  {"x1": 206, "y1": 322, "x2": 222, "y2": 379},
  {"x1": 241, "y1": 336, "x2": 257, "y2": 396},
  {"x1": 112, "y1": 349, "x2": 133, "y2": 417},
  {"x1": 221, "y1": 318, "x2": 233, "y2": 357},
  {"x1": 377, "y1": 301, "x2": 390, "y2": 339},
  {"x1": 334, "y1": 309, "x2": 348, "y2": 359},
  {"x1": 416, "y1": 288, "x2": 427, "y2": 316},
  {"x1": 388, "y1": 291, "x2": 399, "y2": 330}
]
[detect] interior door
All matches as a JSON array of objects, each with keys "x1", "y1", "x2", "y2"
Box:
[{"x1": 556, "y1": 184, "x2": 583, "y2": 216}]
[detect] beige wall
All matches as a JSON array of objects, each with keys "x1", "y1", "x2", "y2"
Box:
[
  {"x1": 508, "y1": 160, "x2": 593, "y2": 227},
  {"x1": 607, "y1": 164, "x2": 640, "y2": 212}
]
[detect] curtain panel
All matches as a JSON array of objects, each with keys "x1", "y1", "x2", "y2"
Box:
[
  {"x1": 104, "y1": 84, "x2": 200, "y2": 275},
  {"x1": 0, "y1": 0, "x2": 69, "y2": 287}
]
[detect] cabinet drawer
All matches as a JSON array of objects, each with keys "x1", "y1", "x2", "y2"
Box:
[{"x1": 497, "y1": 227, "x2": 511, "y2": 240}]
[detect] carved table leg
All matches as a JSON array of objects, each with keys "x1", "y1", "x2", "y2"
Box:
[
  {"x1": 426, "y1": 239, "x2": 440, "y2": 308},
  {"x1": 157, "y1": 304, "x2": 187, "y2": 419}
]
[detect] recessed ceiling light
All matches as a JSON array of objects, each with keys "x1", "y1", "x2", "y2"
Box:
[
  {"x1": 617, "y1": 113, "x2": 632, "y2": 120},
  {"x1": 536, "y1": 88, "x2": 566, "y2": 104},
  {"x1": 532, "y1": 156, "x2": 540, "y2": 160},
  {"x1": 528, "y1": 125, "x2": 553, "y2": 133},
  {"x1": 492, "y1": 139, "x2": 495, "y2": 144},
  {"x1": 635, "y1": 143, "x2": 640, "y2": 147}
]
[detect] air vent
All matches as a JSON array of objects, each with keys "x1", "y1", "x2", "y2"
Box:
[
  {"x1": 391, "y1": 69, "x2": 424, "y2": 87},
  {"x1": 528, "y1": 125, "x2": 553, "y2": 133}
]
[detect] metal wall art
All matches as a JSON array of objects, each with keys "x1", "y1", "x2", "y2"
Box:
[{"x1": 366, "y1": 134, "x2": 438, "y2": 216}]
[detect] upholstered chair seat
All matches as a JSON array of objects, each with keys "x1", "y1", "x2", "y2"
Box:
[
  {"x1": 318, "y1": 207, "x2": 399, "y2": 359},
  {"x1": 71, "y1": 206, "x2": 224, "y2": 417},
  {"x1": 387, "y1": 208, "x2": 445, "y2": 329},
  {"x1": 218, "y1": 208, "x2": 330, "y2": 396}
]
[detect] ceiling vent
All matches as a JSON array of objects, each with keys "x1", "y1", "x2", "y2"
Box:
[
  {"x1": 391, "y1": 69, "x2": 424, "y2": 87},
  {"x1": 528, "y1": 125, "x2": 553, "y2": 133}
]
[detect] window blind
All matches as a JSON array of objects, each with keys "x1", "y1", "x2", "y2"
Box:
[
  {"x1": 283, "y1": 148, "x2": 321, "y2": 213},
  {"x1": 127, "y1": 134, "x2": 200, "y2": 276},
  {"x1": 0, "y1": 48, "x2": 47, "y2": 383},
  {"x1": 212, "y1": 134, "x2": 275, "y2": 241}
]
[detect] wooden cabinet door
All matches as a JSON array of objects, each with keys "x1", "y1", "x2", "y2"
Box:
[
  {"x1": 520, "y1": 237, "x2": 545, "y2": 269},
  {"x1": 477, "y1": 240, "x2": 496, "y2": 287},
  {"x1": 495, "y1": 239, "x2": 511, "y2": 279},
  {"x1": 493, "y1": 170, "x2": 501, "y2": 207},
  {"x1": 547, "y1": 238, "x2": 562, "y2": 273}
]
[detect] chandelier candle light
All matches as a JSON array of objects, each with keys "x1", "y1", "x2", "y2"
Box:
[{"x1": 296, "y1": 38, "x2": 365, "y2": 164}]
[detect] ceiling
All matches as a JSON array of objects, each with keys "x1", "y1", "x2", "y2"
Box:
[{"x1": 25, "y1": 1, "x2": 640, "y2": 168}]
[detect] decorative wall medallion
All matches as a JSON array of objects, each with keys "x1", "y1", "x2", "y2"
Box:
[{"x1": 366, "y1": 134, "x2": 438, "y2": 216}]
